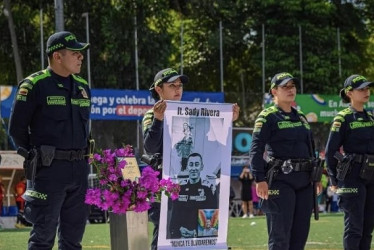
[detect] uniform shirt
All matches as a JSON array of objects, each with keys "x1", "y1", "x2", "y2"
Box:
[
  {"x1": 142, "y1": 108, "x2": 163, "y2": 154},
  {"x1": 325, "y1": 107, "x2": 374, "y2": 185},
  {"x1": 249, "y1": 106, "x2": 312, "y2": 182},
  {"x1": 169, "y1": 180, "x2": 217, "y2": 239},
  {"x1": 9, "y1": 68, "x2": 91, "y2": 150}
]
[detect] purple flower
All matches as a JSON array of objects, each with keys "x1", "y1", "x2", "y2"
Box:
[
  {"x1": 134, "y1": 199, "x2": 151, "y2": 212},
  {"x1": 85, "y1": 145, "x2": 180, "y2": 214},
  {"x1": 108, "y1": 174, "x2": 117, "y2": 182}
]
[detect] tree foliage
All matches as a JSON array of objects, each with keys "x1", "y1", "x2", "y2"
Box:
[{"x1": 1, "y1": 0, "x2": 374, "y2": 148}]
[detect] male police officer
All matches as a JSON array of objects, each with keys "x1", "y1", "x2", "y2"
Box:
[
  {"x1": 9, "y1": 31, "x2": 91, "y2": 250},
  {"x1": 168, "y1": 152, "x2": 217, "y2": 239}
]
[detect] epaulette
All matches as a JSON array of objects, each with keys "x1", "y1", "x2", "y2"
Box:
[
  {"x1": 72, "y1": 75, "x2": 88, "y2": 85},
  {"x1": 24, "y1": 69, "x2": 51, "y2": 85},
  {"x1": 333, "y1": 108, "x2": 352, "y2": 122},
  {"x1": 257, "y1": 106, "x2": 278, "y2": 118},
  {"x1": 296, "y1": 109, "x2": 306, "y2": 116}
]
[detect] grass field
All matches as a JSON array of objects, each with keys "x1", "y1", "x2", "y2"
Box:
[{"x1": 0, "y1": 212, "x2": 355, "y2": 249}]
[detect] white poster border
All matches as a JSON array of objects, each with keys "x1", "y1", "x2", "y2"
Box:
[{"x1": 158, "y1": 101, "x2": 233, "y2": 250}]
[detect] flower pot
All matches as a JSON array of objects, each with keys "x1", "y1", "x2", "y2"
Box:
[{"x1": 109, "y1": 211, "x2": 149, "y2": 250}]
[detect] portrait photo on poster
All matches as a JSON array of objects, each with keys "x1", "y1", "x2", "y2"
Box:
[{"x1": 166, "y1": 116, "x2": 222, "y2": 239}]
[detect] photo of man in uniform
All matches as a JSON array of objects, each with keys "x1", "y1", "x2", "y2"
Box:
[{"x1": 167, "y1": 152, "x2": 218, "y2": 239}]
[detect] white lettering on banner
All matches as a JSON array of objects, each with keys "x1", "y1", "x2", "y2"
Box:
[
  {"x1": 109, "y1": 97, "x2": 115, "y2": 106},
  {"x1": 90, "y1": 96, "x2": 108, "y2": 105},
  {"x1": 102, "y1": 107, "x2": 116, "y2": 116},
  {"x1": 339, "y1": 100, "x2": 350, "y2": 108},
  {"x1": 91, "y1": 105, "x2": 152, "y2": 116},
  {"x1": 115, "y1": 105, "x2": 150, "y2": 116},
  {"x1": 115, "y1": 95, "x2": 146, "y2": 105},
  {"x1": 320, "y1": 110, "x2": 339, "y2": 117},
  {"x1": 328, "y1": 100, "x2": 337, "y2": 108},
  {"x1": 91, "y1": 106, "x2": 101, "y2": 114}
]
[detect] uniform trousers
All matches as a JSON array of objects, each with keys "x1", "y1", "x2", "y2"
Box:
[
  {"x1": 261, "y1": 171, "x2": 313, "y2": 250},
  {"x1": 149, "y1": 202, "x2": 160, "y2": 250},
  {"x1": 25, "y1": 159, "x2": 89, "y2": 250},
  {"x1": 338, "y1": 162, "x2": 374, "y2": 250}
]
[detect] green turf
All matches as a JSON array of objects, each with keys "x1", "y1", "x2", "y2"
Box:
[{"x1": 0, "y1": 213, "x2": 353, "y2": 249}]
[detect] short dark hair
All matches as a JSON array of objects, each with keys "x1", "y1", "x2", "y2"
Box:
[{"x1": 187, "y1": 152, "x2": 203, "y2": 163}]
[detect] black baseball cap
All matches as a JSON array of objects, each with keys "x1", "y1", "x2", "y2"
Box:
[
  {"x1": 339, "y1": 74, "x2": 373, "y2": 101},
  {"x1": 149, "y1": 68, "x2": 188, "y2": 91},
  {"x1": 46, "y1": 31, "x2": 89, "y2": 55},
  {"x1": 269, "y1": 72, "x2": 299, "y2": 92}
]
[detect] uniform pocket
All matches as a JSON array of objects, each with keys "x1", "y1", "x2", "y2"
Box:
[
  {"x1": 23, "y1": 189, "x2": 49, "y2": 225},
  {"x1": 259, "y1": 191, "x2": 281, "y2": 214},
  {"x1": 337, "y1": 185, "x2": 360, "y2": 213},
  {"x1": 79, "y1": 107, "x2": 90, "y2": 121},
  {"x1": 43, "y1": 104, "x2": 69, "y2": 121}
]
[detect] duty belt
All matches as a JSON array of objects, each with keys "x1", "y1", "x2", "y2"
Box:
[
  {"x1": 54, "y1": 149, "x2": 86, "y2": 161},
  {"x1": 288, "y1": 159, "x2": 313, "y2": 172},
  {"x1": 268, "y1": 158, "x2": 312, "y2": 174},
  {"x1": 352, "y1": 154, "x2": 374, "y2": 163}
]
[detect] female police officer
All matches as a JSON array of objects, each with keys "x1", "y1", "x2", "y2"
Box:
[
  {"x1": 143, "y1": 68, "x2": 240, "y2": 249},
  {"x1": 249, "y1": 72, "x2": 322, "y2": 250},
  {"x1": 325, "y1": 75, "x2": 374, "y2": 250}
]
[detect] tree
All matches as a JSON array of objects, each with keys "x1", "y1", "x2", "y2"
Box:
[{"x1": 3, "y1": 0, "x2": 23, "y2": 82}]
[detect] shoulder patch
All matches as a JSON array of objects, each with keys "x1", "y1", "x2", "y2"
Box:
[
  {"x1": 142, "y1": 109, "x2": 154, "y2": 132},
  {"x1": 19, "y1": 80, "x2": 33, "y2": 90}
]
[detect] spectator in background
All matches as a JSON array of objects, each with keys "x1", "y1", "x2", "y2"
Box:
[
  {"x1": 239, "y1": 165, "x2": 254, "y2": 218},
  {"x1": 317, "y1": 169, "x2": 329, "y2": 213},
  {"x1": 14, "y1": 176, "x2": 27, "y2": 228}
]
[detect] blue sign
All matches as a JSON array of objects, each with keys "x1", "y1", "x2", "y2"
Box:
[{"x1": 0, "y1": 86, "x2": 224, "y2": 120}]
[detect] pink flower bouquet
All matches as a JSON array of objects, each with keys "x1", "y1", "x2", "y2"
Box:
[{"x1": 85, "y1": 145, "x2": 179, "y2": 214}]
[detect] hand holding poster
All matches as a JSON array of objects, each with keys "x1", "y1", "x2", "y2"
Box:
[{"x1": 158, "y1": 101, "x2": 233, "y2": 249}]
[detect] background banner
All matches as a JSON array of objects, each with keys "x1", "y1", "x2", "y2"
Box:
[
  {"x1": 0, "y1": 86, "x2": 224, "y2": 120},
  {"x1": 158, "y1": 101, "x2": 233, "y2": 249},
  {"x1": 264, "y1": 93, "x2": 374, "y2": 122}
]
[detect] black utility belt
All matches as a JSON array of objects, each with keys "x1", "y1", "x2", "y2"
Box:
[
  {"x1": 54, "y1": 149, "x2": 87, "y2": 161},
  {"x1": 269, "y1": 158, "x2": 312, "y2": 174},
  {"x1": 352, "y1": 154, "x2": 374, "y2": 165},
  {"x1": 39, "y1": 145, "x2": 87, "y2": 165}
]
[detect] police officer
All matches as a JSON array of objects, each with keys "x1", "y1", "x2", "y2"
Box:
[
  {"x1": 142, "y1": 68, "x2": 189, "y2": 249},
  {"x1": 168, "y1": 152, "x2": 217, "y2": 239},
  {"x1": 325, "y1": 75, "x2": 374, "y2": 250},
  {"x1": 9, "y1": 31, "x2": 91, "y2": 250},
  {"x1": 143, "y1": 68, "x2": 240, "y2": 249},
  {"x1": 249, "y1": 72, "x2": 322, "y2": 250}
]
